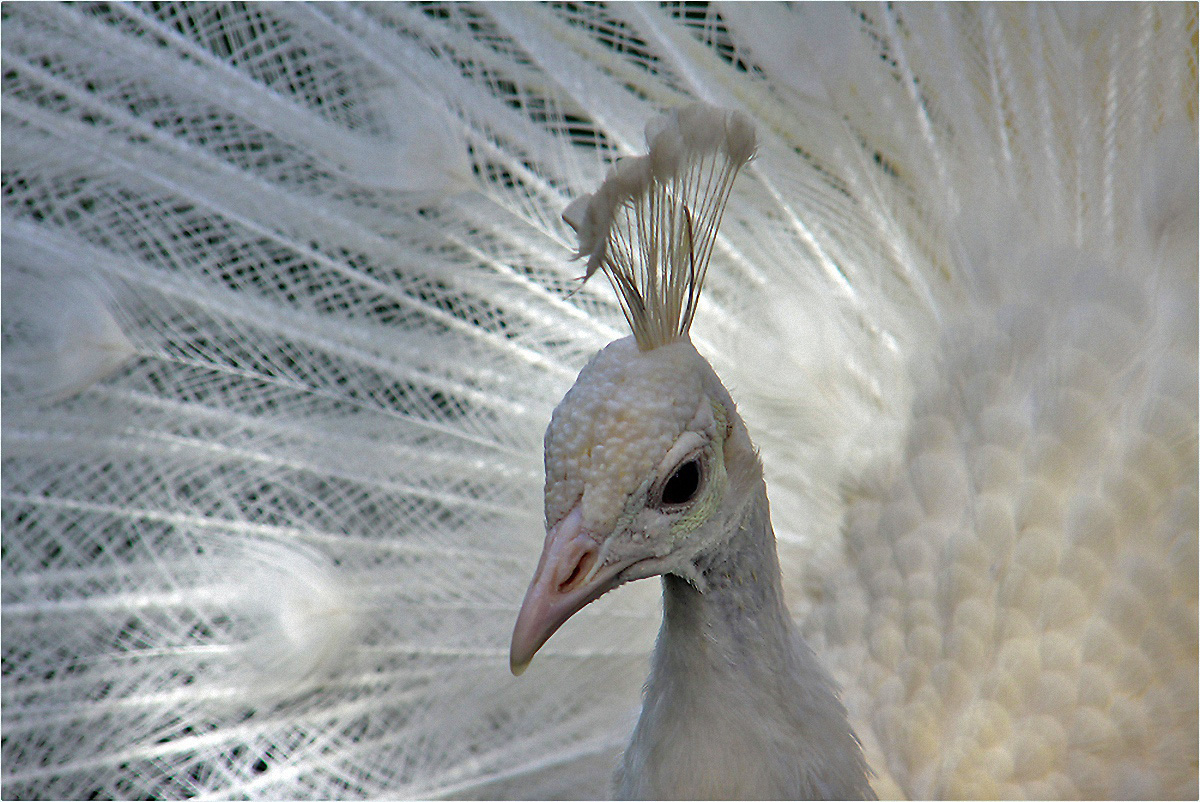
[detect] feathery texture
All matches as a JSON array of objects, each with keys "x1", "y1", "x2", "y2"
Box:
[
  {"x1": 2, "y1": 3, "x2": 1196, "y2": 799},
  {"x1": 562, "y1": 103, "x2": 755, "y2": 350}
]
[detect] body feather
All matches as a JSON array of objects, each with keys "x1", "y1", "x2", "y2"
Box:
[{"x1": 2, "y1": 3, "x2": 1195, "y2": 798}]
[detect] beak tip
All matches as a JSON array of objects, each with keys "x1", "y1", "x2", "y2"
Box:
[
  {"x1": 510, "y1": 615, "x2": 539, "y2": 677},
  {"x1": 511, "y1": 506, "x2": 608, "y2": 679}
]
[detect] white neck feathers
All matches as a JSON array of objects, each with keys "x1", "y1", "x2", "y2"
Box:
[{"x1": 616, "y1": 464, "x2": 875, "y2": 799}]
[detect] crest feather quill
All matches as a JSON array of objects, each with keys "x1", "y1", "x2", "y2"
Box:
[{"x1": 563, "y1": 103, "x2": 756, "y2": 350}]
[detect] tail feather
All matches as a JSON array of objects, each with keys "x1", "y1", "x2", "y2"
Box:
[{"x1": 2, "y1": 3, "x2": 1195, "y2": 798}]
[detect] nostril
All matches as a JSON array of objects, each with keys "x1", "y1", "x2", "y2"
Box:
[{"x1": 557, "y1": 549, "x2": 597, "y2": 593}]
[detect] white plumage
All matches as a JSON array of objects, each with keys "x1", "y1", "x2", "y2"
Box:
[
  {"x1": 509, "y1": 105, "x2": 872, "y2": 798},
  {"x1": 2, "y1": 3, "x2": 1195, "y2": 799}
]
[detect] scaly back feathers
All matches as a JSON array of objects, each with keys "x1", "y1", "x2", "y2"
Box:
[{"x1": 563, "y1": 103, "x2": 756, "y2": 351}]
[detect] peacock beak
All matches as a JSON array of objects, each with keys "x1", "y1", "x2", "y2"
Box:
[{"x1": 510, "y1": 504, "x2": 626, "y2": 675}]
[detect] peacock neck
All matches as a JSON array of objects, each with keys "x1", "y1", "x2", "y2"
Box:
[
  {"x1": 661, "y1": 484, "x2": 795, "y2": 678},
  {"x1": 616, "y1": 475, "x2": 875, "y2": 799}
]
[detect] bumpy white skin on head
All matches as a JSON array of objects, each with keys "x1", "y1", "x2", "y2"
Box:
[
  {"x1": 537, "y1": 336, "x2": 875, "y2": 799},
  {"x1": 545, "y1": 338, "x2": 719, "y2": 575}
]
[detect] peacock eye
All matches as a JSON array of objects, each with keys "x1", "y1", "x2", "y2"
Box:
[{"x1": 659, "y1": 458, "x2": 702, "y2": 507}]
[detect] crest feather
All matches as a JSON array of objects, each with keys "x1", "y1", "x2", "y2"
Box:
[{"x1": 563, "y1": 103, "x2": 756, "y2": 350}]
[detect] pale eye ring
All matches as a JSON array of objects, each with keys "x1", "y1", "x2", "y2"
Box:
[{"x1": 659, "y1": 458, "x2": 702, "y2": 507}]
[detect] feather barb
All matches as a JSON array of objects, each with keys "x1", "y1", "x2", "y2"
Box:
[{"x1": 564, "y1": 103, "x2": 756, "y2": 350}]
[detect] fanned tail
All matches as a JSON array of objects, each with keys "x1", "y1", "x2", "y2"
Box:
[{"x1": 2, "y1": 4, "x2": 1195, "y2": 799}]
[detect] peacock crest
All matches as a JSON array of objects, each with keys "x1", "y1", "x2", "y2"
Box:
[
  {"x1": 3, "y1": 4, "x2": 1195, "y2": 799},
  {"x1": 563, "y1": 103, "x2": 756, "y2": 351}
]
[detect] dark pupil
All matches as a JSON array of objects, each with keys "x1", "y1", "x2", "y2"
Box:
[{"x1": 661, "y1": 459, "x2": 701, "y2": 506}]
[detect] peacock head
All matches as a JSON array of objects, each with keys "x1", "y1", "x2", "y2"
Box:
[{"x1": 511, "y1": 103, "x2": 756, "y2": 675}]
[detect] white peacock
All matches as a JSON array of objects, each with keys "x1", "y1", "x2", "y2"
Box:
[{"x1": 2, "y1": 3, "x2": 1195, "y2": 799}]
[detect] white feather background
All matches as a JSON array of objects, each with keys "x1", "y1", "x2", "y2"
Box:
[{"x1": 2, "y1": 3, "x2": 1196, "y2": 799}]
